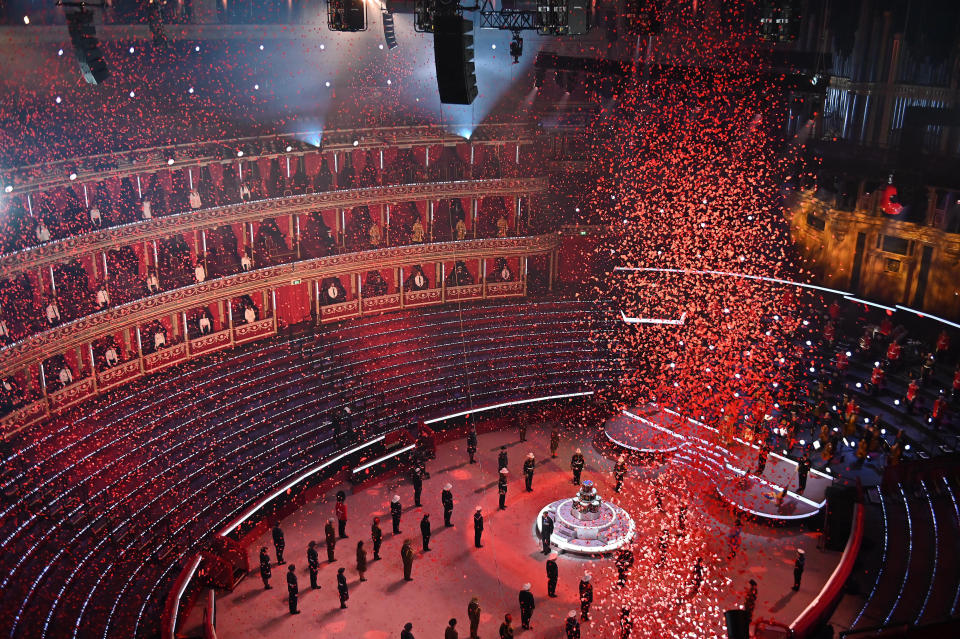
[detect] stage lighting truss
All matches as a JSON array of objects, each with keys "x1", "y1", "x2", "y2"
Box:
[
  {"x1": 417, "y1": 0, "x2": 591, "y2": 35},
  {"x1": 327, "y1": 0, "x2": 367, "y2": 32}
]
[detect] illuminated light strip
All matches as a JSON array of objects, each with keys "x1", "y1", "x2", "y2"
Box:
[
  {"x1": 895, "y1": 305, "x2": 960, "y2": 330},
  {"x1": 168, "y1": 554, "x2": 202, "y2": 639},
  {"x1": 844, "y1": 296, "x2": 896, "y2": 312},
  {"x1": 724, "y1": 464, "x2": 823, "y2": 509},
  {"x1": 851, "y1": 490, "x2": 889, "y2": 628},
  {"x1": 613, "y1": 266, "x2": 851, "y2": 296},
  {"x1": 915, "y1": 481, "x2": 937, "y2": 623},
  {"x1": 942, "y1": 477, "x2": 960, "y2": 616},
  {"x1": 619, "y1": 310, "x2": 688, "y2": 325},
  {"x1": 218, "y1": 435, "x2": 385, "y2": 537},
  {"x1": 422, "y1": 391, "x2": 594, "y2": 425},
  {"x1": 621, "y1": 409, "x2": 685, "y2": 439},
  {"x1": 351, "y1": 444, "x2": 416, "y2": 474},
  {"x1": 884, "y1": 484, "x2": 913, "y2": 626}
]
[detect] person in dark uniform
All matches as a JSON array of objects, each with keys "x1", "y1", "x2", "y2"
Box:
[
  {"x1": 518, "y1": 420, "x2": 527, "y2": 442},
  {"x1": 272, "y1": 523, "x2": 286, "y2": 564},
  {"x1": 259, "y1": 547, "x2": 272, "y2": 589},
  {"x1": 550, "y1": 426, "x2": 560, "y2": 458},
  {"x1": 523, "y1": 453, "x2": 535, "y2": 492},
  {"x1": 571, "y1": 449, "x2": 585, "y2": 485},
  {"x1": 474, "y1": 506, "x2": 484, "y2": 548},
  {"x1": 286, "y1": 564, "x2": 300, "y2": 614},
  {"x1": 420, "y1": 513, "x2": 432, "y2": 551},
  {"x1": 518, "y1": 583, "x2": 535, "y2": 629},
  {"x1": 797, "y1": 454, "x2": 811, "y2": 493},
  {"x1": 371, "y1": 517, "x2": 383, "y2": 560},
  {"x1": 619, "y1": 606, "x2": 633, "y2": 639},
  {"x1": 655, "y1": 477, "x2": 664, "y2": 511},
  {"x1": 677, "y1": 503, "x2": 687, "y2": 536},
  {"x1": 565, "y1": 610, "x2": 581, "y2": 638},
  {"x1": 468, "y1": 597, "x2": 481, "y2": 639},
  {"x1": 325, "y1": 519, "x2": 337, "y2": 562},
  {"x1": 756, "y1": 441, "x2": 770, "y2": 475},
  {"x1": 615, "y1": 545, "x2": 634, "y2": 586},
  {"x1": 540, "y1": 512, "x2": 554, "y2": 554},
  {"x1": 499, "y1": 613, "x2": 514, "y2": 639},
  {"x1": 336, "y1": 567, "x2": 349, "y2": 608},
  {"x1": 614, "y1": 455, "x2": 627, "y2": 493},
  {"x1": 412, "y1": 465, "x2": 424, "y2": 507},
  {"x1": 401, "y1": 538, "x2": 415, "y2": 581},
  {"x1": 498, "y1": 446, "x2": 508, "y2": 471},
  {"x1": 467, "y1": 427, "x2": 478, "y2": 464},
  {"x1": 401, "y1": 622, "x2": 415, "y2": 639},
  {"x1": 688, "y1": 557, "x2": 704, "y2": 598},
  {"x1": 391, "y1": 495, "x2": 403, "y2": 534},
  {"x1": 792, "y1": 548, "x2": 805, "y2": 590},
  {"x1": 579, "y1": 573, "x2": 593, "y2": 620},
  {"x1": 744, "y1": 579, "x2": 758, "y2": 624},
  {"x1": 356, "y1": 540, "x2": 368, "y2": 581},
  {"x1": 446, "y1": 618, "x2": 459, "y2": 639},
  {"x1": 498, "y1": 468, "x2": 509, "y2": 509},
  {"x1": 307, "y1": 540, "x2": 320, "y2": 589},
  {"x1": 335, "y1": 491, "x2": 348, "y2": 538},
  {"x1": 546, "y1": 553, "x2": 559, "y2": 597},
  {"x1": 657, "y1": 529, "x2": 669, "y2": 567},
  {"x1": 442, "y1": 483, "x2": 454, "y2": 527}
]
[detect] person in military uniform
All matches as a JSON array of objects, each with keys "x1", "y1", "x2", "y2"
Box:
[
  {"x1": 391, "y1": 495, "x2": 403, "y2": 534},
  {"x1": 337, "y1": 567, "x2": 349, "y2": 609},
  {"x1": 335, "y1": 491, "x2": 348, "y2": 538},
  {"x1": 793, "y1": 548, "x2": 805, "y2": 590},
  {"x1": 371, "y1": 517, "x2": 383, "y2": 560},
  {"x1": 498, "y1": 468, "x2": 509, "y2": 509},
  {"x1": 571, "y1": 448, "x2": 585, "y2": 485},
  {"x1": 401, "y1": 538, "x2": 415, "y2": 581},
  {"x1": 286, "y1": 564, "x2": 300, "y2": 614},
  {"x1": 259, "y1": 547, "x2": 272, "y2": 589},
  {"x1": 518, "y1": 583, "x2": 535, "y2": 629},
  {"x1": 442, "y1": 483, "x2": 454, "y2": 527},
  {"x1": 356, "y1": 540, "x2": 368, "y2": 581},
  {"x1": 445, "y1": 618, "x2": 459, "y2": 639},
  {"x1": 325, "y1": 519, "x2": 337, "y2": 562},
  {"x1": 565, "y1": 610, "x2": 581, "y2": 638},
  {"x1": 420, "y1": 513, "x2": 432, "y2": 551},
  {"x1": 307, "y1": 540, "x2": 320, "y2": 589},
  {"x1": 468, "y1": 597, "x2": 481, "y2": 639},
  {"x1": 523, "y1": 453, "x2": 535, "y2": 492},
  {"x1": 499, "y1": 613, "x2": 514, "y2": 639},
  {"x1": 550, "y1": 426, "x2": 560, "y2": 458},
  {"x1": 473, "y1": 506, "x2": 484, "y2": 548},
  {"x1": 498, "y1": 446, "x2": 508, "y2": 471},
  {"x1": 578, "y1": 573, "x2": 593, "y2": 620},
  {"x1": 518, "y1": 421, "x2": 527, "y2": 442},
  {"x1": 797, "y1": 453, "x2": 811, "y2": 493},
  {"x1": 614, "y1": 455, "x2": 627, "y2": 493},
  {"x1": 407, "y1": 464, "x2": 424, "y2": 505},
  {"x1": 619, "y1": 606, "x2": 633, "y2": 639},
  {"x1": 546, "y1": 552, "x2": 559, "y2": 597},
  {"x1": 615, "y1": 544, "x2": 634, "y2": 587},
  {"x1": 272, "y1": 523, "x2": 286, "y2": 564},
  {"x1": 466, "y1": 427, "x2": 478, "y2": 464},
  {"x1": 540, "y1": 512, "x2": 554, "y2": 554}
]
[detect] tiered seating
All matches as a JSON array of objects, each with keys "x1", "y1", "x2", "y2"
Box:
[{"x1": 0, "y1": 299, "x2": 611, "y2": 639}]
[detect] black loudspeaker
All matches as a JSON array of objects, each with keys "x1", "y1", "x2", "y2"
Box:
[
  {"x1": 66, "y1": 10, "x2": 109, "y2": 85},
  {"x1": 724, "y1": 609, "x2": 750, "y2": 639},
  {"x1": 824, "y1": 485, "x2": 857, "y2": 551},
  {"x1": 433, "y1": 14, "x2": 478, "y2": 105}
]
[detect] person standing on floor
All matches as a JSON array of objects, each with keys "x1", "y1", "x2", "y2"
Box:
[
  {"x1": 445, "y1": 618, "x2": 459, "y2": 639},
  {"x1": 391, "y1": 495, "x2": 403, "y2": 534},
  {"x1": 615, "y1": 544, "x2": 634, "y2": 586},
  {"x1": 518, "y1": 583, "x2": 535, "y2": 629},
  {"x1": 420, "y1": 513, "x2": 432, "y2": 551},
  {"x1": 579, "y1": 573, "x2": 593, "y2": 620},
  {"x1": 619, "y1": 606, "x2": 633, "y2": 639},
  {"x1": 756, "y1": 441, "x2": 770, "y2": 475},
  {"x1": 442, "y1": 483, "x2": 455, "y2": 527},
  {"x1": 467, "y1": 427, "x2": 478, "y2": 464},
  {"x1": 272, "y1": 523, "x2": 285, "y2": 564},
  {"x1": 498, "y1": 468, "x2": 509, "y2": 509},
  {"x1": 792, "y1": 548, "x2": 805, "y2": 591},
  {"x1": 614, "y1": 455, "x2": 627, "y2": 493},
  {"x1": 325, "y1": 519, "x2": 337, "y2": 562},
  {"x1": 307, "y1": 540, "x2": 320, "y2": 589},
  {"x1": 259, "y1": 547, "x2": 272, "y2": 589},
  {"x1": 499, "y1": 613, "x2": 514, "y2": 639},
  {"x1": 571, "y1": 448, "x2": 585, "y2": 485},
  {"x1": 546, "y1": 552, "x2": 559, "y2": 597},
  {"x1": 336, "y1": 567, "x2": 349, "y2": 609},
  {"x1": 744, "y1": 579, "x2": 758, "y2": 624},
  {"x1": 401, "y1": 622, "x2": 415, "y2": 639},
  {"x1": 498, "y1": 446, "x2": 508, "y2": 472},
  {"x1": 474, "y1": 506, "x2": 484, "y2": 548},
  {"x1": 401, "y1": 538, "x2": 415, "y2": 581},
  {"x1": 797, "y1": 453, "x2": 811, "y2": 493},
  {"x1": 356, "y1": 540, "x2": 368, "y2": 581},
  {"x1": 565, "y1": 610, "x2": 581, "y2": 639},
  {"x1": 412, "y1": 465, "x2": 424, "y2": 507},
  {"x1": 540, "y1": 512, "x2": 554, "y2": 554},
  {"x1": 523, "y1": 453, "x2": 535, "y2": 492},
  {"x1": 286, "y1": 564, "x2": 300, "y2": 614},
  {"x1": 371, "y1": 517, "x2": 383, "y2": 560},
  {"x1": 550, "y1": 426, "x2": 560, "y2": 458},
  {"x1": 335, "y1": 491, "x2": 348, "y2": 538},
  {"x1": 518, "y1": 420, "x2": 527, "y2": 442},
  {"x1": 468, "y1": 597, "x2": 482, "y2": 639}
]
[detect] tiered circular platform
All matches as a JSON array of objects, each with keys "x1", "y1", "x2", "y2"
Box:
[{"x1": 536, "y1": 480, "x2": 636, "y2": 554}]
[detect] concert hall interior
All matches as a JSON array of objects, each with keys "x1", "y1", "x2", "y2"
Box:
[{"x1": 3, "y1": 1, "x2": 960, "y2": 639}]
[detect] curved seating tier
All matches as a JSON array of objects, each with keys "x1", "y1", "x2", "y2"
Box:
[{"x1": 0, "y1": 299, "x2": 613, "y2": 639}]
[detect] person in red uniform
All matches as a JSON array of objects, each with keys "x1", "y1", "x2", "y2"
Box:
[
  {"x1": 335, "y1": 491, "x2": 348, "y2": 538},
  {"x1": 931, "y1": 393, "x2": 948, "y2": 428},
  {"x1": 869, "y1": 365, "x2": 885, "y2": 395},
  {"x1": 952, "y1": 365, "x2": 960, "y2": 401},
  {"x1": 836, "y1": 350, "x2": 850, "y2": 375},
  {"x1": 886, "y1": 340, "x2": 902, "y2": 370},
  {"x1": 878, "y1": 317, "x2": 893, "y2": 340},
  {"x1": 936, "y1": 330, "x2": 950, "y2": 361},
  {"x1": 905, "y1": 379, "x2": 920, "y2": 413}
]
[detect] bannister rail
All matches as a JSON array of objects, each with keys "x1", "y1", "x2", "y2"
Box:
[
  {"x1": 0, "y1": 177, "x2": 548, "y2": 279},
  {"x1": 161, "y1": 553, "x2": 203, "y2": 639},
  {"x1": 788, "y1": 498, "x2": 866, "y2": 638}
]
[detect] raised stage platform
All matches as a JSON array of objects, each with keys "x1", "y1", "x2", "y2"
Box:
[{"x1": 604, "y1": 405, "x2": 832, "y2": 520}]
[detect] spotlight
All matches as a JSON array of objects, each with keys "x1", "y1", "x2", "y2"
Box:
[
  {"x1": 55, "y1": 96, "x2": 62, "y2": 104},
  {"x1": 23, "y1": 15, "x2": 29, "y2": 24},
  {"x1": 167, "y1": 158, "x2": 175, "y2": 165},
  {"x1": 69, "y1": 173, "x2": 77, "y2": 181},
  {"x1": 129, "y1": 46, "x2": 135, "y2": 53},
  {"x1": 4, "y1": 185, "x2": 13, "y2": 193},
  {"x1": 353, "y1": 140, "x2": 359, "y2": 147},
  {"x1": 237, "y1": 150, "x2": 244, "y2": 157},
  {"x1": 286, "y1": 145, "x2": 293, "y2": 152},
  {"x1": 259, "y1": 44, "x2": 265, "y2": 50},
  {"x1": 58, "y1": 49, "x2": 64, "y2": 56},
  {"x1": 188, "y1": 87, "x2": 194, "y2": 94}
]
